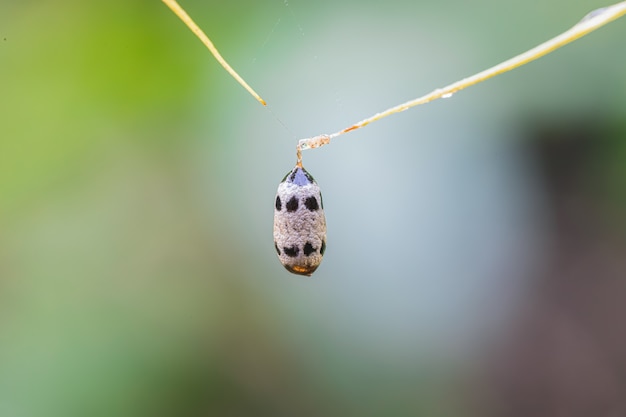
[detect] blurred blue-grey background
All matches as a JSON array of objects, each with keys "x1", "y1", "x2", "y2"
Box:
[{"x1": 1, "y1": 1, "x2": 625, "y2": 416}]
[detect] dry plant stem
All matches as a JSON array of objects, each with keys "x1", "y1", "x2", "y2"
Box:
[
  {"x1": 297, "y1": 1, "x2": 626, "y2": 153},
  {"x1": 162, "y1": 0, "x2": 267, "y2": 106}
]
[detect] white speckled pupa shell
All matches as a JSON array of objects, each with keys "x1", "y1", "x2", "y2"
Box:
[{"x1": 273, "y1": 165, "x2": 327, "y2": 276}]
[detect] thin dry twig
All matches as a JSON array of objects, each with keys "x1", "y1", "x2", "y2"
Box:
[
  {"x1": 297, "y1": 2, "x2": 626, "y2": 154},
  {"x1": 162, "y1": 0, "x2": 267, "y2": 106}
]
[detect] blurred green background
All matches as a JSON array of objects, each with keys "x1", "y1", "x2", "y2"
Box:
[{"x1": 1, "y1": 1, "x2": 625, "y2": 416}]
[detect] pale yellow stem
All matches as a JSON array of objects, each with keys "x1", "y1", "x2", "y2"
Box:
[
  {"x1": 162, "y1": 0, "x2": 267, "y2": 106},
  {"x1": 298, "y1": 1, "x2": 626, "y2": 152}
]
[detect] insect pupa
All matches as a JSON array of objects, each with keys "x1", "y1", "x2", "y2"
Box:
[{"x1": 273, "y1": 164, "x2": 327, "y2": 276}]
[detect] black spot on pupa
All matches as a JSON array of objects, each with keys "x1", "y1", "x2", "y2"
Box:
[
  {"x1": 303, "y1": 242, "x2": 315, "y2": 256},
  {"x1": 286, "y1": 196, "x2": 298, "y2": 212},
  {"x1": 304, "y1": 196, "x2": 319, "y2": 211},
  {"x1": 320, "y1": 240, "x2": 326, "y2": 256},
  {"x1": 283, "y1": 246, "x2": 299, "y2": 257},
  {"x1": 274, "y1": 241, "x2": 281, "y2": 255},
  {"x1": 275, "y1": 196, "x2": 282, "y2": 211}
]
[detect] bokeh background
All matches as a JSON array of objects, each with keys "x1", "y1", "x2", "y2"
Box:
[{"x1": 1, "y1": 0, "x2": 625, "y2": 416}]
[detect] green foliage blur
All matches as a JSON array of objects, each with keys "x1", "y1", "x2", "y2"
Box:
[{"x1": 1, "y1": 1, "x2": 625, "y2": 416}]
